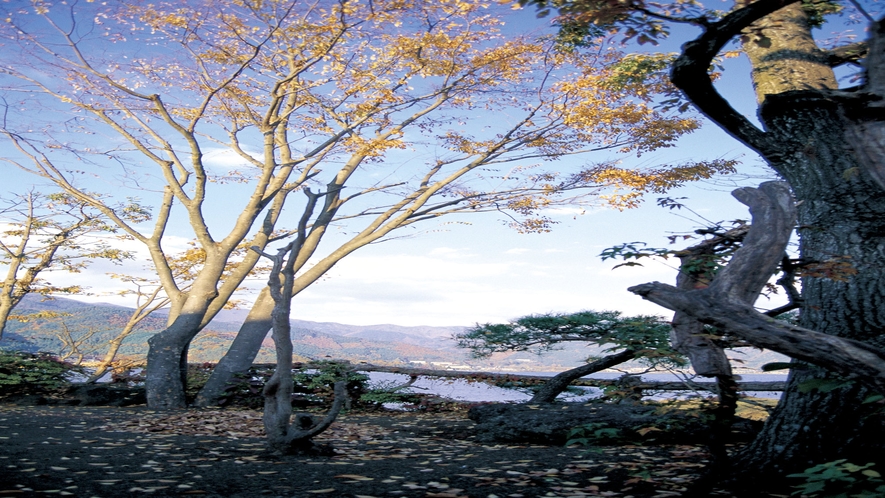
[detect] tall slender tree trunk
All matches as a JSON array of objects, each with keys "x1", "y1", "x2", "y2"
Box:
[
  {"x1": 194, "y1": 287, "x2": 274, "y2": 407},
  {"x1": 0, "y1": 297, "x2": 14, "y2": 339}
]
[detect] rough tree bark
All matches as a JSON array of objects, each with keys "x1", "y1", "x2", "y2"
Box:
[
  {"x1": 630, "y1": 183, "x2": 885, "y2": 387},
  {"x1": 630, "y1": 181, "x2": 885, "y2": 481},
  {"x1": 641, "y1": 0, "x2": 885, "y2": 478}
]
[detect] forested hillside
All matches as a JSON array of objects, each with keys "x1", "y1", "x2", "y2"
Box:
[
  {"x1": 1, "y1": 296, "x2": 785, "y2": 372},
  {"x1": 2, "y1": 296, "x2": 464, "y2": 366}
]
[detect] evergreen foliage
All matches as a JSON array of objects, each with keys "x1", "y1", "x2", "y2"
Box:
[{"x1": 456, "y1": 310, "x2": 685, "y2": 369}]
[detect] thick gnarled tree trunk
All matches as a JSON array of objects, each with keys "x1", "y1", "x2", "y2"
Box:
[
  {"x1": 653, "y1": 2, "x2": 885, "y2": 480},
  {"x1": 736, "y1": 92, "x2": 885, "y2": 474}
]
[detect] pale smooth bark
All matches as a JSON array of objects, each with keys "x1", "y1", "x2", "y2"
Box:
[{"x1": 194, "y1": 287, "x2": 274, "y2": 407}]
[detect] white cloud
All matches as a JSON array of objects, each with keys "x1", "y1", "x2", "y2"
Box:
[
  {"x1": 40, "y1": 234, "x2": 199, "y2": 307},
  {"x1": 202, "y1": 147, "x2": 262, "y2": 170},
  {"x1": 542, "y1": 207, "x2": 587, "y2": 216},
  {"x1": 426, "y1": 247, "x2": 475, "y2": 259},
  {"x1": 276, "y1": 244, "x2": 679, "y2": 326}
]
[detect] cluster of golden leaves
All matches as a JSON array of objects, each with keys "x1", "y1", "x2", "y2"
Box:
[
  {"x1": 100, "y1": 1, "x2": 697, "y2": 162},
  {"x1": 573, "y1": 159, "x2": 738, "y2": 209},
  {"x1": 6, "y1": 0, "x2": 722, "y2": 230}
]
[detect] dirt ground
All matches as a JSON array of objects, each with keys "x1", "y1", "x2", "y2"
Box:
[{"x1": 0, "y1": 404, "x2": 771, "y2": 498}]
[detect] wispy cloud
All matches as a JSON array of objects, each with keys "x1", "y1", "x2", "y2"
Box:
[{"x1": 202, "y1": 147, "x2": 262, "y2": 170}]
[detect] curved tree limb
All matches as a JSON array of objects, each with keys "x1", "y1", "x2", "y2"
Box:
[
  {"x1": 629, "y1": 182, "x2": 885, "y2": 393},
  {"x1": 530, "y1": 349, "x2": 637, "y2": 403},
  {"x1": 283, "y1": 381, "x2": 348, "y2": 442},
  {"x1": 824, "y1": 41, "x2": 869, "y2": 67},
  {"x1": 670, "y1": 0, "x2": 800, "y2": 159},
  {"x1": 629, "y1": 284, "x2": 885, "y2": 392},
  {"x1": 708, "y1": 182, "x2": 796, "y2": 302}
]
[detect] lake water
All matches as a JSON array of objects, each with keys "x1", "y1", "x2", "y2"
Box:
[
  {"x1": 90, "y1": 367, "x2": 785, "y2": 403},
  {"x1": 365, "y1": 371, "x2": 788, "y2": 403}
]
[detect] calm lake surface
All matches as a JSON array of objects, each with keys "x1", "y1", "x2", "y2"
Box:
[
  {"x1": 94, "y1": 368, "x2": 785, "y2": 402},
  {"x1": 365, "y1": 371, "x2": 788, "y2": 403}
]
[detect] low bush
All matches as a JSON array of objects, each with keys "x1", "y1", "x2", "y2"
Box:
[
  {"x1": 788, "y1": 459, "x2": 885, "y2": 497},
  {"x1": 0, "y1": 350, "x2": 83, "y2": 397},
  {"x1": 216, "y1": 361, "x2": 371, "y2": 410}
]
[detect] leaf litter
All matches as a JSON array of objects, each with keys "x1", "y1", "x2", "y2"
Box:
[{"x1": 0, "y1": 405, "x2": 764, "y2": 497}]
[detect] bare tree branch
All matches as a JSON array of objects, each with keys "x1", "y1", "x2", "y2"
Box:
[{"x1": 629, "y1": 181, "x2": 885, "y2": 392}]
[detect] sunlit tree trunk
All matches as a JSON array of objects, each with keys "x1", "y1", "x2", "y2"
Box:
[
  {"x1": 146, "y1": 276, "x2": 223, "y2": 409},
  {"x1": 0, "y1": 302, "x2": 14, "y2": 339},
  {"x1": 194, "y1": 287, "x2": 274, "y2": 407},
  {"x1": 736, "y1": 2, "x2": 836, "y2": 100}
]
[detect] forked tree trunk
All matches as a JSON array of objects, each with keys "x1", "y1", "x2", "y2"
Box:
[{"x1": 259, "y1": 240, "x2": 347, "y2": 454}]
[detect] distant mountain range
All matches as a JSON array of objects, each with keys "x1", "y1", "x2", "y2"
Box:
[
  {"x1": 1, "y1": 295, "x2": 788, "y2": 372},
  {"x1": 3, "y1": 295, "x2": 474, "y2": 367}
]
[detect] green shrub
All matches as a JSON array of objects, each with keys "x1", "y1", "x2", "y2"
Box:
[
  {"x1": 0, "y1": 350, "x2": 83, "y2": 396},
  {"x1": 216, "y1": 361, "x2": 371, "y2": 409},
  {"x1": 358, "y1": 379, "x2": 424, "y2": 407},
  {"x1": 788, "y1": 459, "x2": 885, "y2": 497},
  {"x1": 566, "y1": 422, "x2": 623, "y2": 448}
]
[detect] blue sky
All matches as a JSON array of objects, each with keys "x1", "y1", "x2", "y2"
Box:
[
  {"x1": 4, "y1": 0, "x2": 874, "y2": 327},
  {"x1": 44, "y1": 114, "x2": 773, "y2": 327}
]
